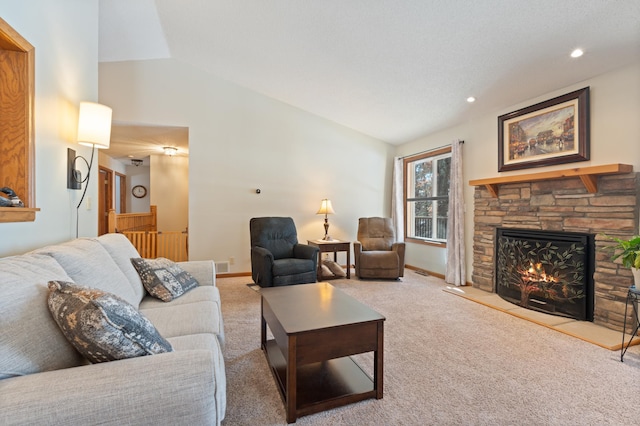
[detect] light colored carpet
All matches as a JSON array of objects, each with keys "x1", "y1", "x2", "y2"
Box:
[{"x1": 218, "y1": 271, "x2": 639, "y2": 425}]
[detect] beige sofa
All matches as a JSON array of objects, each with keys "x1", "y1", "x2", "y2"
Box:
[{"x1": 0, "y1": 233, "x2": 226, "y2": 425}]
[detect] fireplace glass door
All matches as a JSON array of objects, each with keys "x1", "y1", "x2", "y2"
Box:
[{"x1": 495, "y1": 228, "x2": 594, "y2": 321}]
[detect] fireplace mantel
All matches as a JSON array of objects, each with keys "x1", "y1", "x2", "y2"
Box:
[{"x1": 469, "y1": 163, "x2": 633, "y2": 197}]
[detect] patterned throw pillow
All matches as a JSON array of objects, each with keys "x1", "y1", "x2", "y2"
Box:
[
  {"x1": 47, "y1": 281, "x2": 172, "y2": 364},
  {"x1": 131, "y1": 257, "x2": 199, "y2": 302}
]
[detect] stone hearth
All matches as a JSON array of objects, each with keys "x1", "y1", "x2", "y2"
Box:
[{"x1": 471, "y1": 171, "x2": 639, "y2": 332}]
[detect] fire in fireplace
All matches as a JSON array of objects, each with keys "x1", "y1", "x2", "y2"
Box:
[{"x1": 495, "y1": 228, "x2": 594, "y2": 321}]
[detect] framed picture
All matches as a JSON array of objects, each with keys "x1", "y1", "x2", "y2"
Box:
[{"x1": 498, "y1": 87, "x2": 589, "y2": 172}]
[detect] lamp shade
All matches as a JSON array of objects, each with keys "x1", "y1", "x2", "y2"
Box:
[
  {"x1": 316, "y1": 199, "x2": 335, "y2": 215},
  {"x1": 77, "y1": 102, "x2": 112, "y2": 149}
]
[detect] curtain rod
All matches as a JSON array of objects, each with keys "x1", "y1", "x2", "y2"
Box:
[{"x1": 399, "y1": 140, "x2": 464, "y2": 159}]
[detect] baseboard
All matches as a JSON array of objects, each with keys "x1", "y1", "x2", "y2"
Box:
[
  {"x1": 221, "y1": 266, "x2": 472, "y2": 284},
  {"x1": 405, "y1": 264, "x2": 474, "y2": 286},
  {"x1": 405, "y1": 264, "x2": 444, "y2": 280},
  {"x1": 216, "y1": 271, "x2": 251, "y2": 278}
]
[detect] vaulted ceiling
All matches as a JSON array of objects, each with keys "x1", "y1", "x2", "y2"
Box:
[{"x1": 100, "y1": 0, "x2": 640, "y2": 146}]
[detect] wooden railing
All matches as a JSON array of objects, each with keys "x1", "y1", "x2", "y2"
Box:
[
  {"x1": 108, "y1": 206, "x2": 188, "y2": 261},
  {"x1": 122, "y1": 231, "x2": 189, "y2": 262},
  {"x1": 107, "y1": 205, "x2": 157, "y2": 233}
]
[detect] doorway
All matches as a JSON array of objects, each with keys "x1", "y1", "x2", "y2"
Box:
[{"x1": 98, "y1": 166, "x2": 113, "y2": 235}]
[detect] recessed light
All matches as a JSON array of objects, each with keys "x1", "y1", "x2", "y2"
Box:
[
  {"x1": 466, "y1": 96, "x2": 476, "y2": 103},
  {"x1": 570, "y1": 49, "x2": 584, "y2": 58}
]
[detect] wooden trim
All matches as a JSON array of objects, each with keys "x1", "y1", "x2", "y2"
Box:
[
  {"x1": 0, "y1": 17, "x2": 36, "y2": 215},
  {"x1": 404, "y1": 264, "x2": 473, "y2": 286},
  {"x1": 217, "y1": 271, "x2": 252, "y2": 278},
  {"x1": 108, "y1": 205, "x2": 157, "y2": 233},
  {"x1": 115, "y1": 172, "x2": 126, "y2": 213},
  {"x1": 404, "y1": 264, "x2": 444, "y2": 280},
  {"x1": 469, "y1": 163, "x2": 633, "y2": 197},
  {"x1": 405, "y1": 237, "x2": 446, "y2": 248},
  {"x1": 403, "y1": 146, "x2": 453, "y2": 241},
  {"x1": 0, "y1": 207, "x2": 40, "y2": 222}
]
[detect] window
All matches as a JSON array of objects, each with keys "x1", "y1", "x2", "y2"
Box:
[{"x1": 404, "y1": 147, "x2": 451, "y2": 243}]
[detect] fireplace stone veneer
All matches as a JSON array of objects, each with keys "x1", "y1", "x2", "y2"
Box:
[{"x1": 472, "y1": 171, "x2": 640, "y2": 332}]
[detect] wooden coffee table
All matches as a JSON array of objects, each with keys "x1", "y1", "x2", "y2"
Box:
[{"x1": 261, "y1": 282, "x2": 385, "y2": 423}]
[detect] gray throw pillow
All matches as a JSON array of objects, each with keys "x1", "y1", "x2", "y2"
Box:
[
  {"x1": 47, "y1": 281, "x2": 172, "y2": 364},
  {"x1": 131, "y1": 257, "x2": 199, "y2": 302}
]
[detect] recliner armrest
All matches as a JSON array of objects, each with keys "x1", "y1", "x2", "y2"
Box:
[
  {"x1": 251, "y1": 246, "x2": 274, "y2": 287},
  {"x1": 353, "y1": 241, "x2": 362, "y2": 276},
  {"x1": 391, "y1": 242, "x2": 406, "y2": 277},
  {"x1": 294, "y1": 244, "x2": 319, "y2": 264},
  {"x1": 353, "y1": 241, "x2": 363, "y2": 254}
]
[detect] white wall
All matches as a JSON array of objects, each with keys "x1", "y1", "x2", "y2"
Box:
[
  {"x1": 126, "y1": 165, "x2": 151, "y2": 213},
  {"x1": 395, "y1": 62, "x2": 640, "y2": 281},
  {"x1": 98, "y1": 151, "x2": 126, "y2": 176},
  {"x1": 150, "y1": 154, "x2": 189, "y2": 232},
  {"x1": 0, "y1": 1, "x2": 99, "y2": 257},
  {"x1": 99, "y1": 59, "x2": 393, "y2": 272}
]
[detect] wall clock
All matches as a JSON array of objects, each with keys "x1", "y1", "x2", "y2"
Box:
[{"x1": 132, "y1": 185, "x2": 147, "y2": 198}]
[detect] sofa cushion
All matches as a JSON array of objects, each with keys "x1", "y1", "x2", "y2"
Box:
[
  {"x1": 96, "y1": 233, "x2": 145, "y2": 304},
  {"x1": 140, "y1": 301, "x2": 222, "y2": 339},
  {"x1": 131, "y1": 257, "x2": 199, "y2": 302},
  {"x1": 165, "y1": 333, "x2": 227, "y2": 420},
  {"x1": 0, "y1": 254, "x2": 85, "y2": 380},
  {"x1": 33, "y1": 238, "x2": 138, "y2": 307},
  {"x1": 272, "y1": 258, "x2": 315, "y2": 276},
  {"x1": 139, "y1": 285, "x2": 221, "y2": 310},
  {"x1": 47, "y1": 281, "x2": 173, "y2": 364},
  {"x1": 359, "y1": 251, "x2": 399, "y2": 269},
  {"x1": 139, "y1": 286, "x2": 225, "y2": 348}
]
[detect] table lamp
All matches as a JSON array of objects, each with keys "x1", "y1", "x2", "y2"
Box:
[{"x1": 316, "y1": 198, "x2": 335, "y2": 241}]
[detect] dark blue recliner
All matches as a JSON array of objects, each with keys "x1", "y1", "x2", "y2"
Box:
[{"x1": 250, "y1": 217, "x2": 319, "y2": 288}]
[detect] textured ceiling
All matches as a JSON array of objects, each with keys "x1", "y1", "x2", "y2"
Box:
[{"x1": 100, "y1": 0, "x2": 640, "y2": 146}]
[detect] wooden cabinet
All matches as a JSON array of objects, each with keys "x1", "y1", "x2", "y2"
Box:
[{"x1": 0, "y1": 17, "x2": 37, "y2": 222}]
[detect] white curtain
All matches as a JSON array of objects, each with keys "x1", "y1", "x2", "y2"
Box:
[
  {"x1": 391, "y1": 156, "x2": 404, "y2": 241},
  {"x1": 445, "y1": 140, "x2": 465, "y2": 286}
]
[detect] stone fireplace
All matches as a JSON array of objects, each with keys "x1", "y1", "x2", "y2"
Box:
[{"x1": 471, "y1": 166, "x2": 639, "y2": 332}]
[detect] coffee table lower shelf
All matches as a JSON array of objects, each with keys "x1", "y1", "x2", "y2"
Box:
[{"x1": 263, "y1": 339, "x2": 376, "y2": 418}]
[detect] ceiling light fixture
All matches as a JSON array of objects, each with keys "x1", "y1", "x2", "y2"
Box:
[
  {"x1": 131, "y1": 159, "x2": 143, "y2": 167},
  {"x1": 163, "y1": 146, "x2": 178, "y2": 156},
  {"x1": 570, "y1": 49, "x2": 584, "y2": 58},
  {"x1": 466, "y1": 96, "x2": 476, "y2": 103}
]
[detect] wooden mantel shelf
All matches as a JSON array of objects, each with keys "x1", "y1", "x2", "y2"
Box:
[
  {"x1": 469, "y1": 163, "x2": 634, "y2": 197},
  {"x1": 0, "y1": 207, "x2": 40, "y2": 223}
]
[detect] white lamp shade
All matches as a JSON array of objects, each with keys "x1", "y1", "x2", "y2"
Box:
[
  {"x1": 77, "y1": 102, "x2": 112, "y2": 149},
  {"x1": 316, "y1": 199, "x2": 335, "y2": 215}
]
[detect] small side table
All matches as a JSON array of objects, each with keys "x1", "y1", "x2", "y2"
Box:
[
  {"x1": 621, "y1": 285, "x2": 640, "y2": 362},
  {"x1": 307, "y1": 240, "x2": 351, "y2": 280}
]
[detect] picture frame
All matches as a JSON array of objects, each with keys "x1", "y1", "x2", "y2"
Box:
[{"x1": 498, "y1": 87, "x2": 589, "y2": 172}]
